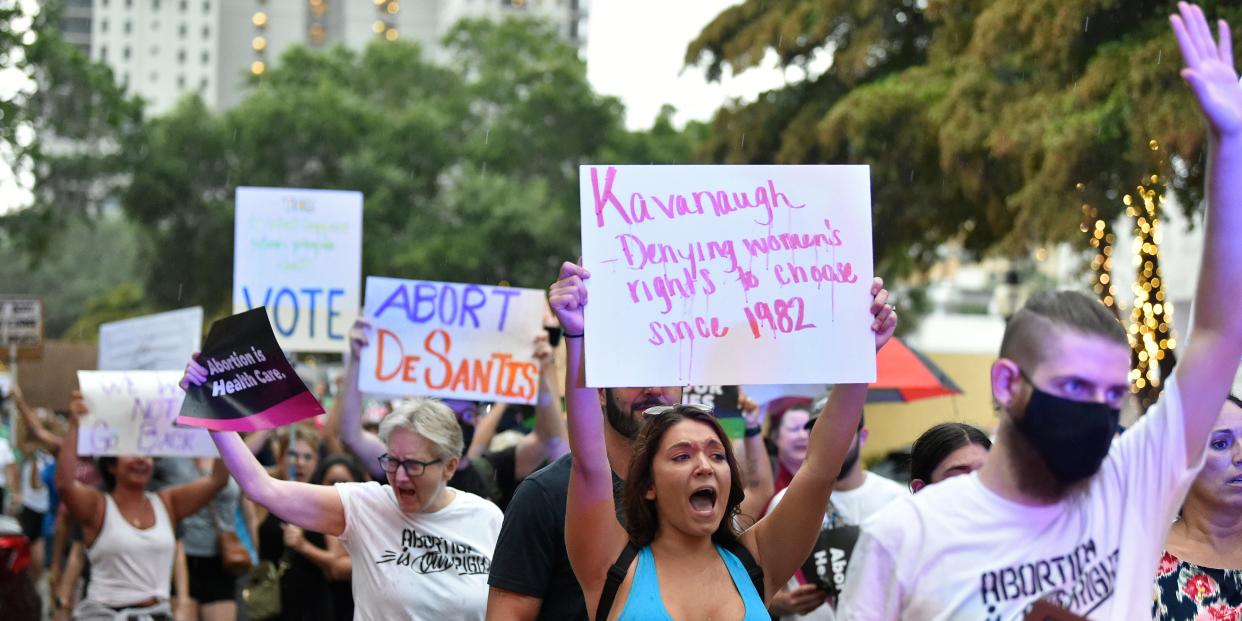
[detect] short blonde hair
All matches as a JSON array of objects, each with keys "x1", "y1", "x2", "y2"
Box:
[{"x1": 378, "y1": 398, "x2": 464, "y2": 461}]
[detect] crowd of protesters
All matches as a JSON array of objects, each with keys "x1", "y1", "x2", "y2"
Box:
[{"x1": 1, "y1": 3, "x2": 1240, "y2": 619}]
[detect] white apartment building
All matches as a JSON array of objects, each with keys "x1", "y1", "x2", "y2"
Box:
[{"x1": 82, "y1": 0, "x2": 588, "y2": 115}]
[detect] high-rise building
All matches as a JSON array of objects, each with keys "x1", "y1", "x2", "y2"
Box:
[{"x1": 85, "y1": 0, "x2": 589, "y2": 115}]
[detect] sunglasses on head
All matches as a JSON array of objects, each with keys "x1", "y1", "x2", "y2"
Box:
[{"x1": 643, "y1": 403, "x2": 714, "y2": 417}]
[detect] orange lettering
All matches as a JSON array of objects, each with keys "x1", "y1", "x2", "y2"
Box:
[
  {"x1": 375, "y1": 329, "x2": 405, "y2": 381},
  {"x1": 423, "y1": 330, "x2": 454, "y2": 390}
]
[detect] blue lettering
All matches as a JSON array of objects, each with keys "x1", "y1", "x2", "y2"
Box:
[
  {"x1": 460, "y1": 286, "x2": 486, "y2": 328},
  {"x1": 493, "y1": 289, "x2": 520, "y2": 331},
  {"x1": 327, "y1": 288, "x2": 345, "y2": 340},
  {"x1": 438, "y1": 286, "x2": 459, "y2": 326},
  {"x1": 241, "y1": 286, "x2": 274, "y2": 310},
  {"x1": 273, "y1": 288, "x2": 299, "y2": 337},
  {"x1": 413, "y1": 284, "x2": 438, "y2": 323},
  {"x1": 375, "y1": 285, "x2": 411, "y2": 320},
  {"x1": 301, "y1": 288, "x2": 321, "y2": 338}
]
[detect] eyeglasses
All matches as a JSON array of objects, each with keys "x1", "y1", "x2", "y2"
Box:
[
  {"x1": 643, "y1": 403, "x2": 713, "y2": 417},
  {"x1": 378, "y1": 454, "x2": 443, "y2": 477}
]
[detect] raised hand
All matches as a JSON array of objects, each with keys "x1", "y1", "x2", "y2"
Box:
[
  {"x1": 68, "y1": 390, "x2": 89, "y2": 425},
  {"x1": 869, "y1": 277, "x2": 897, "y2": 351},
  {"x1": 532, "y1": 331, "x2": 555, "y2": 371},
  {"x1": 349, "y1": 318, "x2": 371, "y2": 362},
  {"x1": 548, "y1": 261, "x2": 590, "y2": 337},
  {"x1": 179, "y1": 353, "x2": 208, "y2": 391},
  {"x1": 1172, "y1": 2, "x2": 1242, "y2": 136}
]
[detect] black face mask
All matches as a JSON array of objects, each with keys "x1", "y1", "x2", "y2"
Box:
[{"x1": 1012, "y1": 375, "x2": 1120, "y2": 485}]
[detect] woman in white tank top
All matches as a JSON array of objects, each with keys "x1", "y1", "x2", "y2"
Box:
[{"x1": 57, "y1": 392, "x2": 230, "y2": 621}]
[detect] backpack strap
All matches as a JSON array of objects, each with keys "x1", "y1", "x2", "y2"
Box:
[
  {"x1": 596, "y1": 542, "x2": 639, "y2": 621},
  {"x1": 722, "y1": 539, "x2": 766, "y2": 601}
]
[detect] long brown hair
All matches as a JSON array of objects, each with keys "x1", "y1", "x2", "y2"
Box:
[{"x1": 622, "y1": 407, "x2": 746, "y2": 549}]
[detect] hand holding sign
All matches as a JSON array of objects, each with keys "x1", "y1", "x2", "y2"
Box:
[
  {"x1": 548, "y1": 261, "x2": 589, "y2": 337},
  {"x1": 177, "y1": 307, "x2": 323, "y2": 431},
  {"x1": 868, "y1": 277, "x2": 897, "y2": 351}
]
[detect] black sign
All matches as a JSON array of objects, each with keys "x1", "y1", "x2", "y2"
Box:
[
  {"x1": 684, "y1": 385, "x2": 744, "y2": 438},
  {"x1": 177, "y1": 307, "x2": 323, "y2": 431},
  {"x1": 799, "y1": 525, "x2": 861, "y2": 598}
]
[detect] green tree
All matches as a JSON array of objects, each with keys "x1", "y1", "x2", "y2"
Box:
[
  {"x1": 123, "y1": 17, "x2": 700, "y2": 316},
  {"x1": 0, "y1": 0, "x2": 143, "y2": 256},
  {"x1": 687, "y1": 0, "x2": 1241, "y2": 275},
  {"x1": 0, "y1": 214, "x2": 145, "y2": 339}
]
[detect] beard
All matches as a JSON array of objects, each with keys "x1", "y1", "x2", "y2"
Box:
[
  {"x1": 604, "y1": 390, "x2": 668, "y2": 440},
  {"x1": 837, "y1": 438, "x2": 861, "y2": 481},
  {"x1": 1000, "y1": 396, "x2": 1086, "y2": 502}
]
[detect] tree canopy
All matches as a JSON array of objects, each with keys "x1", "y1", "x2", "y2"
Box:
[
  {"x1": 687, "y1": 0, "x2": 1240, "y2": 275},
  {"x1": 2, "y1": 14, "x2": 705, "y2": 338}
]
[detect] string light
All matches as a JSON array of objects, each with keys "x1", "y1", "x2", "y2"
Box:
[
  {"x1": 1078, "y1": 182, "x2": 1118, "y2": 314},
  {"x1": 1127, "y1": 141, "x2": 1176, "y2": 411}
]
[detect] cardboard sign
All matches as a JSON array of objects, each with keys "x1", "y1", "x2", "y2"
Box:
[
  {"x1": 799, "y1": 525, "x2": 861, "y2": 598},
  {"x1": 0, "y1": 296, "x2": 43, "y2": 359},
  {"x1": 579, "y1": 165, "x2": 875, "y2": 387},
  {"x1": 232, "y1": 186, "x2": 363, "y2": 353},
  {"x1": 177, "y1": 307, "x2": 324, "y2": 431},
  {"x1": 98, "y1": 307, "x2": 204, "y2": 371},
  {"x1": 358, "y1": 277, "x2": 545, "y2": 404},
  {"x1": 683, "y1": 385, "x2": 744, "y2": 439},
  {"x1": 77, "y1": 371, "x2": 216, "y2": 457}
]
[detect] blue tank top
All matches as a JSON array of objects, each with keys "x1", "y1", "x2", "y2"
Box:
[{"x1": 616, "y1": 544, "x2": 768, "y2": 621}]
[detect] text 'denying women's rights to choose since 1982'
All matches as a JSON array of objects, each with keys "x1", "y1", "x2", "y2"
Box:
[{"x1": 579, "y1": 165, "x2": 877, "y2": 388}]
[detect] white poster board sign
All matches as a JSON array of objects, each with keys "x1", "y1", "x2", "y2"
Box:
[
  {"x1": 98, "y1": 307, "x2": 203, "y2": 371},
  {"x1": 233, "y1": 187, "x2": 363, "y2": 353},
  {"x1": 579, "y1": 165, "x2": 876, "y2": 387},
  {"x1": 77, "y1": 371, "x2": 217, "y2": 457},
  {"x1": 358, "y1": 277, "x2": 545, "y2": 404}
]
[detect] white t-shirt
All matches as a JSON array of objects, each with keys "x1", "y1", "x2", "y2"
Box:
[
  {"x1": 0, "y1": 437, "x2": 13, "y2": 487},
  {"x1": 337, "y1": 481, "x2": 503, "y2": 621},
  {"x1": 767, "y1": 472, "x2": 907, "y2": 621},
  {"x1": 20, "y1": 450, "x2": 53, "y2": 512},
  {"x1": 838, "y1": 376, "x2": 1204, "y2": 620}
]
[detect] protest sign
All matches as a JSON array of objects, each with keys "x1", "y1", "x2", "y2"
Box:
[
  {"x1": 177, "y1": 307, "x2": 323, "y2": 431},
  {"x1": 683, "y1": 385, "x2": 744, "y2": 439},
  {"x1": 579, "y1": 165, "x2": 875, "y2": 387},
  {"x1": 358, "y1": 277, "x2": 545, "y2": 404},
  {"x1": 799, "y1": 525, "x2": 861, "y2": 599},
  {"x1": 233, "y1": 186, "x2": 363, "y2": 353},
  {"x1": 0, "y1": 296, "x2": 43, "y2": 360},
  {"x1": 98, "y1": 307, "x2": 203, "y2": 371},
  {"x1": 77, "y1": 371, "x2": 216, "y2": 457}
]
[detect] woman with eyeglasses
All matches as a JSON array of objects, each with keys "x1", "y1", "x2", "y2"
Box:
[
  {"x1": 179, "y1": 358, "x2": 504, "y2": 621},
  {"x1": 548, "y1": 262, "x2": 896, "y2": 620}
]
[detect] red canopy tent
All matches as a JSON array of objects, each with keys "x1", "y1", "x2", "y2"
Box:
[{"x1": 870, "y1": 338, "x2": 962, "y2": 403}]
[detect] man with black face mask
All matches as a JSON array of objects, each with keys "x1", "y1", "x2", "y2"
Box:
[
  {"x1": 766, "y1": 412, "x2": 904, "y2": 620},
  {"x1": 838, "y1": 6, "x2": 1242, "y2": 618}
]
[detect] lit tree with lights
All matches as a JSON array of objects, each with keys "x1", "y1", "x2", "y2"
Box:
[
  {"x1": 1125, "y1": 162, "x2": 1176, "y2": 411},
  {"x1": 1079, "y1": 183, "x2": 1120, "y2": 317}
]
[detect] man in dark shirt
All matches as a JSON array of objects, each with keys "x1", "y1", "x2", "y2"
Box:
[{"x1": 485, "y1": 386, "x2": 680, "y2": 621}]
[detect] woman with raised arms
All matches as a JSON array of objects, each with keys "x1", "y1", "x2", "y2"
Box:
[
  {"x1": 58, "y1": 392, "x2": 230, "y2": 621},
  {"x1": 549, "y1": 261, "x2": 896, "y2": 620},
  {"x1": 178, "y1": 361, "x2": 505, "y2": 621}
]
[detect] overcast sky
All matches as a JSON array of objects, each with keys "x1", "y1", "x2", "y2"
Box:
[{"x1": 584, "y1": 0, "x2": 790, "y2": 130}]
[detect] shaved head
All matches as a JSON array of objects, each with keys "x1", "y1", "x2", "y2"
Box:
[{"x1": 1000, "y1": 291, "x2": 1128, "y2": 371}]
